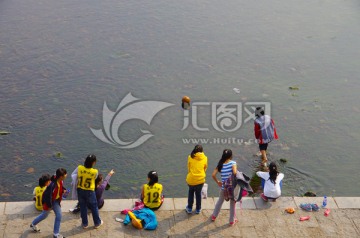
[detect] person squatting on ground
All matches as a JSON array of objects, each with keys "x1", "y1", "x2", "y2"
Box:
[
  {"x1": 211, "y1": 149, "x2": 238, "y2": 226},
  {"x1": 185, "y1": 144, "x2": 208, "y2": 214},
  {"x1": 30, "y1": 168, "x2": 68, "y2": 238},
  {"x1": 254, "y1": 107, "x2": 278, "y2": 165},
  {"x1": 141, "y1": 171, "x2": 164, "y2": 210},
  {"x1": 256, "y1": 162, "x2": 284, "y2": 202},
  {"x1": 33, "y1": 174, "x2": 51, "y2": 211},
  {"x1": 72, "y1": 154, "x2": 103, "y2": 229}
]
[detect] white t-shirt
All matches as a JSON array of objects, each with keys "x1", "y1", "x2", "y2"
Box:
[{"x1": 256, "y1": 171, "x2": 284, "y2": 198}]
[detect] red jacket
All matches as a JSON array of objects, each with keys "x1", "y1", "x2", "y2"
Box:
[
  {"x1": 254, "y1": 115, "x2": 278, "y2": 144},
  {"x1": 42, "y1": 179, "x2": 65, "y2": 210}
]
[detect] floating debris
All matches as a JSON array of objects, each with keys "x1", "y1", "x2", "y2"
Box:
[
  {"x1": 233, "y1": 88, "x2": 240, "y2": 94},
  {"x1": 289, "y1": 86, "x2": 299, "y2": 90},
  {"x1": 304, "y1": 191, "x2": 317, "y2": 197},
  {"x1": 279, "y1": 158, "x2": 287, "y2": 163},
  {"x1": 54, "y1": 152, "x2": 64, "y2": 158},
  {"x1": 26, "y1": 167, "x2": 35, "y2": 173},
  {"x1": 0, "y1": 131, "x2": 10, "y2": 135}
]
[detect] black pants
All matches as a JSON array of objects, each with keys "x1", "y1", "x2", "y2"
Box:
[{"x1": 187, "y1": 183, "x2": 204, "y2": 211}]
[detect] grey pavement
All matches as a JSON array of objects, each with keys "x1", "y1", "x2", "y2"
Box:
[{"x1": 1, "y1": 197, "x2": 360, "y2": 237}]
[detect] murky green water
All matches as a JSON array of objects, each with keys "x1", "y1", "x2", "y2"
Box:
[{"x1": 1, "y1": 0, "x2": 360, "y2": 201}]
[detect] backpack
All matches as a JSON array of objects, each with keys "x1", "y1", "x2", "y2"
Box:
[
  {"x1": 41, "y1": 181, "x2": 54, "y2": 209},
  {"x1": 223, "y1": 174, "x2": 235, "y2": 201},
  {"x1": 223, "y1": 171, "x2": 253, "y2": 202}
]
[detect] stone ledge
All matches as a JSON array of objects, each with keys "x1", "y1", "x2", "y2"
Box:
[{"x1": 1, "y1": 197, "x2": 360, "y2": 215}]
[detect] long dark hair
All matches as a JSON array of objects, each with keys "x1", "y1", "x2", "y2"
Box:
[
  {"x1": 191, "y1": 144, "x2": 203, "y2": 158},
  {"x1": 51, "y1": 168, "x2": 67, "y2": 181},
  {"x1": 147, "y1": 171, "x2": 159, "y2": 186},
  {"x1": 84, "y1": 154, "x2": 97, "y2": 168},
  {"x1": 216, "y1": 149, "x2": 232, "y2": 172},
  {"x1": 268, "y1": 162, "x2": 279, "y2": 184}
]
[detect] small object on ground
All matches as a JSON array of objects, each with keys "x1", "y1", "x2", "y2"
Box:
[
  {"x1": 115, "y1": 217, "x2": 124, "y2": 223},
  {"x1": 300, "y1": 203, "x2": 312, "y2": 212},
  {"x1": 311, "y1": 203, "x2": 320, "y2": 211},
  {"x1": 324, "y1": 208, "x2": 331, "y2": 216},
  {"x1": 121, "y1": 209, "x2": 131, "y2": 215},
  {"x1": 299, "y1": 216, "x2": 310, "y2": 221},
  {"x1": 182, "y1": 96, "x2": 191, "y2": 109},
  {"x1": 322, "y1": 196, "x2": 328, "y2": 208},
  {"x1": 304, "y1": 191, "x2": 317, "y2": 197},
  {"x1": 128, "y1": 211, "x2": 143, "y2": 229},
  {"x1": 285, "y1": 207, "x2": 295, "y2": 214},
  {"x1": 0, "y1": 131, "x2": 10, "y2": 135},
  {"x1": 201, "y1": 183, "x2": 208, "y2": 199},
  {"x1": 289, "y1": 86, "x2": 299, "y2": 90}
]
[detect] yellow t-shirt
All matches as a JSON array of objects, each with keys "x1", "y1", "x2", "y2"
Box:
[
  {"x1": 143, "y1": 183, "x2": 163, "y2": 209},
  {"x1": 34, "y1": 186, "x2": 46, "y2": 211},
  {"x1": 77, "y1": 165, "x2": 98, "y2": 191},
  {"x1": 186, "y1": 152, "x2": 208, "y2": 186}
]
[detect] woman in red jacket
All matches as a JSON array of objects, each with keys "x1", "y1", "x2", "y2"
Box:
[{"x1": 30, "y1": 168, "x2": 68, "y2": 238}]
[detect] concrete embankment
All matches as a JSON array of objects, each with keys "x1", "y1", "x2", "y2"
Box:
[{"x1": 1, "y1": 196, "x2": 360, "y2": 237}]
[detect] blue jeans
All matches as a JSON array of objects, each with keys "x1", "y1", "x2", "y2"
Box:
[
  {"x1": 187, "y1": 183, "x2": 204, "y2": 211},
  {"x1": 32, "y1": 199, "x2": 62, "y2": 234},
  {"x1": 77, "y1": 188, "x2": 101, "y2": 226}
]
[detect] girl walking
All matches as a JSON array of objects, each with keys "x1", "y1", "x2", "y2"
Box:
[
  {"x1": 211, "y1": 149, "x2": 237, "y2": 225},
  {"x1": 185, "y1": 145, "x2": 208, "y2": 214},
  {"x1": 30, "y1": 168, "x2": 68, "y2": 238}
]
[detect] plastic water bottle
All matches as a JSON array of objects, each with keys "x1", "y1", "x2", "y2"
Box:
[
  {"x1": 62, "y1": 189, "x2": 70, "y2": 199},
  {"x1": 322, "y1": 196, "x2": 327, "y2": 208}
]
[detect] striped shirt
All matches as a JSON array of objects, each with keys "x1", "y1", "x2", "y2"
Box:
[{"x1": 220, "y1": 160, "x2": 236, "y2": 190}]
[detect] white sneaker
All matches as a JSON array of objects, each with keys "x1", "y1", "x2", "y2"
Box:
[
  {"x1": 53, "y1": 234, "x2": 65, "y2": 238},
  {"x1": 30, "y1": 224, "x2": 40, "y2": 232},
  {"x1": 94, "y1": 220, "x2": 103, "y2": 229}
]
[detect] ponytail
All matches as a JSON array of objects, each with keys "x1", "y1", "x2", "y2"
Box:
[
  {"x1": 216, "y1": 149, "x2": 232, "y2": 172},
  {"x1": 268, "y1": 162, "x2": 279, "y2": 184}
]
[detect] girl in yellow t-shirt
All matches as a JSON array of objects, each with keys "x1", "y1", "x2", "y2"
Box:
[
  {"x1": 185, "y1": 144, "x2": 208, "y2": 214},
  {"x1": 33, "y1": 174, "x2": 51, "y2": 211},
  {"x1": 141, "y1": 171, "x2": 164, "y2": 210}
]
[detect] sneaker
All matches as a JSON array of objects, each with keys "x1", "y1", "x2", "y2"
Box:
[
  {"x1": 30, "y1": 224, "x2": 40, "y2": 232},
  {"x1": 185, "y1": 206, "x2": 192, "y2": 214},
  {"x1": 94, "y1": 220, "x2": 103, "y2": 229},
  {"x1": 229, "y1": 219, "x2": 238, "y2": 226},
  {"x1": 82, "y1": 224, "x2": 88, "y2": 229},
  {"x1": 53, "y1": 234, "x2": 65, "y2": 238},
  {"x1": 260, "y1": 193, "x2": 268, "y2": 202},
  {"x1": 311, "y1": 203, "x2": 320, "y2": 212},
  {"x1": 211, "y1": 215, "x2": 216, "y2": 221},
  {"x1": 300, "y1": 203, "x2": 312, "y2": 212},
  {"x1": 195, "y1": 209, "x2": 201, "y2": 214}
]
